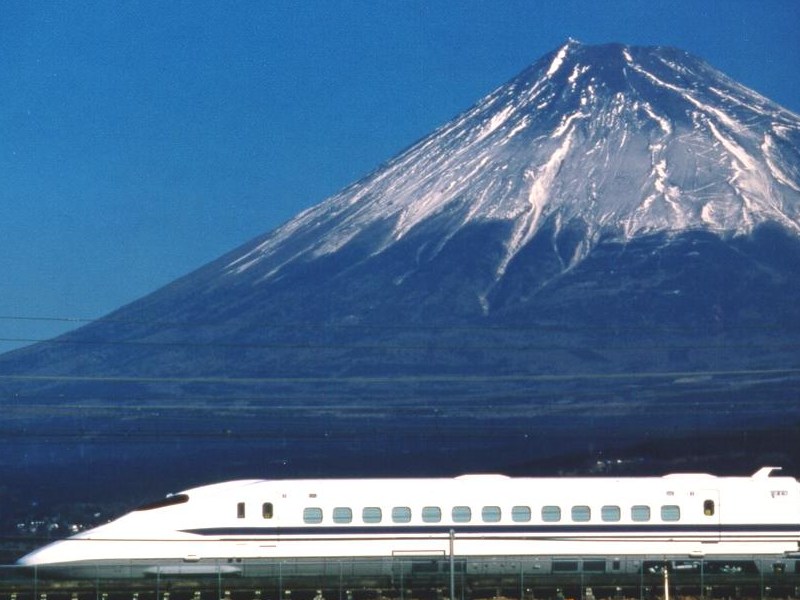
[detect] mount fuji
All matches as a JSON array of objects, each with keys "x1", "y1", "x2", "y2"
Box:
[
  {"x1": 2, "y1": 41, "x2": 800, "y2": 492},
  {"x1": 227, "y1": 39, "x2": 800, "y2": 290}
]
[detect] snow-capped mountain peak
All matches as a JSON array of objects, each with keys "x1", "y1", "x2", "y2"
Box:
[{"x1": 227, "y1": 41, "x2": 800, "y2": 283}]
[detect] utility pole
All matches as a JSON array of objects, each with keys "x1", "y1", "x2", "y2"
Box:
[{"x1": 449, "y1": 529, "x2": 455, "y2": 600}]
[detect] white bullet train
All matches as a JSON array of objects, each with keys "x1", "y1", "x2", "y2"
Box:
[{"x1": 17, "y1": 467, "x2": 800, "y2": 580}]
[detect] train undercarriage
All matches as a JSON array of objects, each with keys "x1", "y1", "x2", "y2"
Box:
[{"x1": 4, "y1": 554, "x2": 800, "y2": 600}]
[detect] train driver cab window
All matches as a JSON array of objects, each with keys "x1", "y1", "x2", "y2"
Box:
[
  {"x1": 263, "y1": 502, "x2": 273, "y2": 519},
  {"x1": 704, "y1": 500, "x2": 715, "y2": 516},
  {"x1": 135, "y1": 494, "x2": 189, "y2": 512},
  {"x1": 237, "y1": 502, "x2": 245, "y2": 519}
]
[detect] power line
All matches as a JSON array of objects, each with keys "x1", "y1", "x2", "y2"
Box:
[
  {"x1": 5, "y1": 382, "x2": 787, "y2": 406},
  {"x1": 1, "y1": 334, "x2": 799, "y2": 354},
  {"x1": 2, "y1": 396, "x2": 796, "y2": 416},
  {"x1": 0, "y1": 367, "x2": 798, "y2": 386},
  {"x1": 0, "y1": 313, "x2": 798, "y2": 335}
]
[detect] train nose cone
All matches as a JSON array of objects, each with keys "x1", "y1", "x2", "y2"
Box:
[{"x1": 16, "y1": 540, "x2": 67, "y2": 568}]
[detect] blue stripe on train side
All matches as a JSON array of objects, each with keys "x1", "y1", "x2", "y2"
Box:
[{"x1": 182, "y1": 523, "x2": 800, "y2": 537}]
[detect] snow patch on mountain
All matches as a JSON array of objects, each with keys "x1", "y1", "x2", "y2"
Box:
[
  {"x1": 225, "y1": 41, "x2": 800, "y2": 287},
  {"x1": 546, "y1": 40, "x2": 576, "y2": 78},
  {"x1": 498, "y1": 129, "x2": 575, "y2": 278}
]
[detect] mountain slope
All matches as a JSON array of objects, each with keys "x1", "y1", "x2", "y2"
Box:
[
  {"x1": 1, "y1": 42, "x2": 799, "y2": 478},
  {"x1": 223, "y1": 40, "x2": 800, "y2": 295}
]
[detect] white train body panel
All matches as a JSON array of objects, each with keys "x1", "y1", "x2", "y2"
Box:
[{"x1": 18, "y1": 468, "x2": 800, "y2": 578}]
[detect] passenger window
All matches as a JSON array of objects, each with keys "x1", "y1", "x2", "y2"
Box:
[
  {"x1": 601, "y1": 505, "x2": 621, "y2": 522},
  {"x1": 362, "y1": 507, "x2": 382, "y2": 523},
  {"x1": 452, "y1": 506, "x2": 472, "y2": 523},
  {"x1": 512, "y1": 506, "x2": 531, "y2": 522},
  {"x1": 482, "y1": 506, "x2": 501, "y2": 522},
  {"x1": 303, "y1": 507, "x2": 323, "y2": 524},
  {"x1": 661, "y1": 505, "x2": 681, "y2": 521},
  {"x1": 262, "y1": 502, "x2": 273, "y2": 519},
  {"x1": 704, "y1": 500, "x2": 715, "y2": 516},
  {"x1": 392, "y1": 507, "x2": 412, "y2": 523},
  {"x1": 422, "y1": 506, "x2": 441, "y2": 523},
  {"x1": 571, "y1": 505, "x2": 591, "y2": 522},
  {"x1": 333, "y1": 507, "x2": 352, "y2": 523},
  {"x1": 631, "y1": 505, "x2": 651, "y2": 522},
  {"x1": 237, "y1": 502, "x2": 245, "y2": 519},
  {"x1": 542, "y1": 506, "x2": 561, "y2": 522}
]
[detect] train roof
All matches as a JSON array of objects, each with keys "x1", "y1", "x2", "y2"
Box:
[{"x1": 175, "y1": 467, "x2": 794, "y2": 498}]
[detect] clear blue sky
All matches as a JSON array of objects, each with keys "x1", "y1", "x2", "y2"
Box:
[{"x1": 1, "y1": 0, "x2": 798, "y2": 352}]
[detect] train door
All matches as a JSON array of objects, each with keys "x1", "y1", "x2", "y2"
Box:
[
  {"x1": 698, "y1": 489, "x2": 720, "y2": 541},
  {"x1": 262, "y1": 500, "x2": 279, "y2": 547}
]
